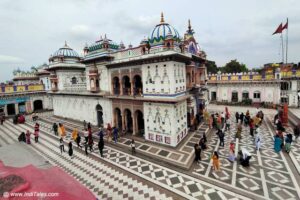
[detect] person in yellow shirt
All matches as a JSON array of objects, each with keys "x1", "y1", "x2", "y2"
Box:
[
  {"x1": 58, "y1": 123, "x2": 66, "y2": 137},
  {"x1": 72, "y1": 128, "x2": 78, "y2": 141},
  {"x1": 203, "y1": 109, "x2": 210, "y2": 124}
]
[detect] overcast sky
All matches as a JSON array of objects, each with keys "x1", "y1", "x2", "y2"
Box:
[{"x1": 0, "y1": 0, "x2": 299, "y2": 82}]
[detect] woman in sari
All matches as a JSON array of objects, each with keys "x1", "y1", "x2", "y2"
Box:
[
  {"x1": 235, "y1": 123, "x2": 242, "y2": 139},
  {"x1": 203, "y1": 109, "x2": 210, "y2": 124},
  {"x1": 25, "y1": 130, "x2": 31, "y2": 144},
  {"x1": 72, "y1": 128, "x2": 78, "y2": 141},
  {"x1": 274, "y1": 135, "x2": 283, "y2": 153},
  {"x1": 59, "y1": 123, "x2": 66, "y2": 137}
]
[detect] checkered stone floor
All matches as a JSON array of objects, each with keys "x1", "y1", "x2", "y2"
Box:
[
  {"x1": 192, "y1": 110, "x2": 300, "y2": 200},
  {"x1": 0, "y1": 121, "x2": 174, "y2": 200},
  {"x1": 17, "y1": 114, "x2": 250, "y2": 200}
]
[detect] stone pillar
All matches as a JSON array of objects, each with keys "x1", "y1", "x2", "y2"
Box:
[
  {"x1": 131, "y1": 81, "x2": 134, "y2": 96},
  {"x1": 122, "y1": 114, "x2": 125, "y2": 131},
  {"x1": 4, "y1": 105, "x2": 8, "y2": 116},
  {"x1": 120, "y1": 82, "x2": 123, "y2": 95},
  {"x1": 15, "y1": 103, "x2": 19, "y2": 115},
  {"x1": 132, "y1": 113, "x2": 136, "y2": 135}
]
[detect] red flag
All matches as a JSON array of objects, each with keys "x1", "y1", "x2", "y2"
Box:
[
  {"x1": 273, "y1": 23, "x2": 283, "y2": 35},
  {"x1": 282, "y1": 19, "x2": 288, "y2": 30}
]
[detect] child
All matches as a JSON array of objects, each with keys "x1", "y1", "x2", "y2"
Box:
[
  {"x1": 228, "y1": 149, "x2": 236, "y2": 162},
  {"x1": 131, "y1": 139, "x2": 136, "y2": 155},
  {"x1": 211, "y1": 151, "x2": 220, "y2": 171}
]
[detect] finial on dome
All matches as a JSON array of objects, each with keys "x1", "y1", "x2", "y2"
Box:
[
  {"x1": 160, "y1": 12, "x2": 165, "y2": 23},
  {"x1": 104, "y1": 34, "x2": 107, "y2": 39},
  {"x1": 188, "y1": 19, "x2": 191, "y2": 30},
  {"x1": 64, "y1": 41, "x2": 68, "y2": 47}
]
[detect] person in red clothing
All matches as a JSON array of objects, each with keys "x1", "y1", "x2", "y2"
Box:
[
  {"x1": 26, "y1": 130, "x2": 31, "y2": 144},
  {"x1": 18, "y1": 114, "x2": 25, "y2": 124},
  {"x1": 249, "y1": 119, "x2": 254, "y2": 137}
]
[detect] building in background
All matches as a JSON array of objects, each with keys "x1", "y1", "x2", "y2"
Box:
[{"x1": 207, "y1": 63, "x2": 300, "y2": 107}]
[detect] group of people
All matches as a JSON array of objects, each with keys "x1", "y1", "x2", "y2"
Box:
[
  {"x1": 13, "y1": 114, "x2": 25, "y2": 124},
  {"x1": 197, "y1": 107, "x2": 265, "y2": 171},
  {"x1": 273, "y1": 113, "x2": 298, "y2": 153},
  {"x1": 18, "y1": 122, "x2": 40, "y2": 145}
]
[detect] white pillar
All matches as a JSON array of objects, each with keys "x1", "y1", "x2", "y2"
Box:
[{"x1": 15, "y1": 103, "x2": 19, "y2": 115}]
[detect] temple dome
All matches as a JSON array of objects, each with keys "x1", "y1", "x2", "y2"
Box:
[
  {"x1": 148, "y1": 13, "x2": 180, "y2": 46},
  {"x1": 51, "y1": 42, "x2": 80, "y2": 58}
]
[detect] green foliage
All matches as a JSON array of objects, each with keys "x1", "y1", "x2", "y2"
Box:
[
  {"x1": 220, "y1": 59, "x2": 248, "y2": 73},
  {"x1": 207, "y1": 59, "x2": 249, "y2": 74},
  {"x1": 206, "y1": 60, "x2": 218, "y2": 74},
  {"x1": 241, "y1": 98, "x2": 252, "y2": 105}
]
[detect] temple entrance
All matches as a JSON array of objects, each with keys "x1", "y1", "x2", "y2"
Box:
[
  {"x1": 211, "y1": 92, "x2": 217, "y2": 101},
  {"x1": 231, "y1": 91, "x2": 238, "y2": 102},
  {"x1": 96, "y1": 104, "x2": 103, "y2": 127},
  {"x1": 122, "y1": 76, "x2": 131, "y2": 95},
  {"x1": 133, "y1": 75, "x2": 143, "y2": 95},
  {"x1": 7, "y1": 104, "x2": 15, "y2": 115},
  {"x1": 112, "y1": 77, "x2": 120, "y2": 95},
  {"x1": 135, "y1": 110, "x2": 144, "y2": 136},
  {"x1": 124, "y1": 109, "x2": 133, "y2": 133},
  {"x1": 18, "y1": 102, "x2": 26, "y2": 114},
  {"x1": 114, "y1": 108, "x2": 122, "y2": 130},
  {"x1": 33, "y1": 100, "x2": 43, "y2": 111}
]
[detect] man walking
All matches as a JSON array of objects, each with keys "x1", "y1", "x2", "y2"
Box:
[
  {"x1": 219, "y1": 129, "x2": 225, "y2": 147},
  {"x1": 53, "y1": 123, "x2": 58, "y2": 136},
  {"x1": 98, "y1": 137, "x2": 104, "y2": 157}
]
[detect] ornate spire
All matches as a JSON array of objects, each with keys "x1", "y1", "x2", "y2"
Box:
[
  {"x1": 160, "y1": 12, "x2": 165, "y2": 23},
  {"x1": 188, "y1": 19, "x2": 191, "y2": 31}
]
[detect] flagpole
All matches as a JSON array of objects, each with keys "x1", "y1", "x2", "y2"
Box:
[
  {"x1": 281, "y1": 32, "x2": 284, "y2": 63},
  {"x1": 286, "y1": 18, "x2": 288, "y2": 64}
]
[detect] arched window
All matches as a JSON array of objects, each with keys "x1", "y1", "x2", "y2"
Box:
[
  {"x1": 242, "y1": 91, "x2": 249, "y2": 100},
  {"x1": 71, "y1": 77, "x2": 77, "y2": 84},
  {"x1": 232, "y1": 91, "x2": 238, "y2": 102}
]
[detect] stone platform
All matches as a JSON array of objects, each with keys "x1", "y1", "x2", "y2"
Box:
[{"x1": 36, "y1": 114, "x2": 209, "y2": 170}]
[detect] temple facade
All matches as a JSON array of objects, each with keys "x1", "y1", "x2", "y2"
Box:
[
  {"x1": 46, "y1": 13, "x2": 207, "y2": 147},
  {"x1": 207, "y1": 63, "x2": 300, "y2": 107}
]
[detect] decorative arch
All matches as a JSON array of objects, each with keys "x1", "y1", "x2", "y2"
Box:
[
  {"x1": 112, "y1": 77, "x2": 120, "y2": 95},
  {"x1": 134, "y1": 109, "x2": 144, "y2": 136},
  {"x1": 231, "y1": 91, "x2": 239, "y2": 102},
  {"x1": 122, "y1": 75, "x2": 131, "y2": 95},
  {"x1": 133, "y1": 74, "x2": 143, "y2": 95},
  {"x1": 96, "y1": 104, "x2": 103, "y2": 127},
  {"x1": 33, "y1": 100, "x2": 43, "y2": 111}
]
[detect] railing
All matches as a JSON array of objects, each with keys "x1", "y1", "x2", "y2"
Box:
[
  {"x1": 63, "y1": 83, "x2": 87, "y2": 92},
  {"x1": 0, "y1": 84, "x2": 45, "y2": 94}
]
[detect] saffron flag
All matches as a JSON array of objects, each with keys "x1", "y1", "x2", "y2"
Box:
[
  {"x1": 282, "y1": 19, "x2": 288, "y2": 30},
  {"x1": 273, "y1": 23, "x2": 283, "y2": 35}
]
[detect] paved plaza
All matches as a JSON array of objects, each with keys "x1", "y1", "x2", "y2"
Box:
[{"x1": 0, "y1": 105, "x2": 300, "y2": 200}]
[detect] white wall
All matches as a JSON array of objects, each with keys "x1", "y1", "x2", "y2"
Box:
[
  {"x1": 52, "y1": 95, "x2": 112, "y2": 126},
  {"x1": 56, "y1": 70, "x2": 86, "y2": 91},
  {"x1": 207, "y1": 83, "x2": 281, "y2": 104},
  {"x1": 142, "y1": 61, "x2": 186, "y2": 98},
  {"x1": 144, "y1": 100, "x2": 187, "y2": 147}
]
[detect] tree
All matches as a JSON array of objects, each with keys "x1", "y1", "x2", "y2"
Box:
[
  {"x1": 206, "y1": 60, "x2": 218, "y2": 74},
  {"x1": 221, "y1": 59, "x2": 248, "y2": 73}
]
